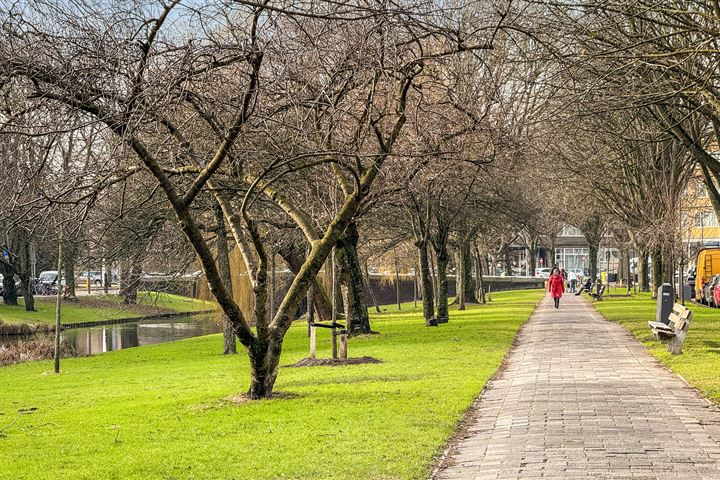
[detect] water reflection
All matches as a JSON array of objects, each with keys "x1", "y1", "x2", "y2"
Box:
[
  {"x1": 50, "y1": 315, "x2": 223, "y2": 355},
  {"x1": 59, "y1": 315, "x2": 223, "y2": 355}
]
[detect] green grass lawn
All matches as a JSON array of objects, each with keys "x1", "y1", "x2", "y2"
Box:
[
  {"x1": 594, "y1": 293, "x2": 720, "y2": 403},
  {"x1": 0, "y1": 292, "x2": 213, "y2": 325},
  {"x1": 0, "y1": 289, "x2": 543, "y2": 480}
]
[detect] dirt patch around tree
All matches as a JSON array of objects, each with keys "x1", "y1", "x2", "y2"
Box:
[{"x1": 286, "y1": 356, "x2": 382, "y2": 367}]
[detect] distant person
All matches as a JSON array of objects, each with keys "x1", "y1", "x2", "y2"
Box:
[
  {"x1": 568, "y1": 269, "x2": 577, "y2": 293},
  {"x1": 548, "y1": 267, "x2": 565, "y2": 309},
  {"x1": 561, "y1": 268, "x2": 568, "y2": 289},
  {"x1": 575, "y1": 276, "x2": 593, "y2": 295}
]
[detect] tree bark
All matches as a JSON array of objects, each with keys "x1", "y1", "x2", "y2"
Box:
[
  {"x1": 214, "y1": 204, "x2": 237, "y2": 355},
  {"x1": 651, "y1": 247, "x2": 663, "y2": 296},
  {"x1": 588, "y1": 243, "x2": 599, "y2": 281},
  {"x1": 336, "y1": 221, "x2": 372, "y2": 335},
  {"x1": 123, "y1": 261, "x2": 142, "y2": 305},
  {"x1": 455, "y1": 248, "x2": 465, "y2": 310},
  {"x1": 458, "y1": 239, "x2": 478, "y2": 304},
  {"x1": 416, "y1": 241, "x2": 437, "y2": 326},
  {"x1": 435, "y1": 244, "x2": 450, "y2": 323},
  {"x1": 503, "y1": 245, "x2": 513, "y2": 276},
  {"x1": 639, "y1": 248, "x2": 650, "y2": 292},
  {"x1": 62, "y1": 242, "x2": 78, "y2": 301},
  {"x1": 0, "y1": 262, "x2": 18, "y2": 305}
]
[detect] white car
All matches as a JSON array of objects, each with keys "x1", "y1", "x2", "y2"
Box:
[{"x1": 534, "y1": 267, "x2": 551, "y2": 278}]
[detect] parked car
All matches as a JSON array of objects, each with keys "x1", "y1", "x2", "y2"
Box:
[
  {"x1": 712, "y1": 278, "x2": 720, "y2": 308},
  {"x1": 704, "y1": 274, "x2": 720, "y2": 307},
  {"x1": 534, "y1": 267, "x2": 551, "y2": 278},
  {"x1": 76, "y1": 271, "x2": 103, "y2": 286},
  {"x1": 37, "y1": 270, "x2": 65, "y2": 293},
  {"x1": 686, "y1": 267, "x2": 696, "y2": 300},
  {"x1": 0, "y1": 273, "x2": 24, "y2": 296}
]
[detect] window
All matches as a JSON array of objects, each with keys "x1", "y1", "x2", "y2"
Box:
[
  {"x1": 696, "y1": 211, "x2": 719, "y2": 227},
  {"x1": 555, "y1": 248, "x2": 589, "y2": 273},
  {"x1": 560, "y1": 225, "x2": 583, "y2": 237}
]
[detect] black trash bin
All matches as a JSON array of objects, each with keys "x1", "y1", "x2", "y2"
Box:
[{"x1": 656, "y1": 283, "x2": 674, "y2": 325}]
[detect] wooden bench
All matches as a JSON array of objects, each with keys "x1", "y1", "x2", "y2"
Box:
[{"x1": 648, "y1": 303, "x2": 693, "y2": 354}]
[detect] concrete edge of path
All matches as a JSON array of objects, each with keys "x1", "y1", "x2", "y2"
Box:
[{"x1": 427, "y1": 293, "x2": 547, "y2": 479}]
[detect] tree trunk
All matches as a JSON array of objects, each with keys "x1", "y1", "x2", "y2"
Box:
[
  {"x1": 277, "y1": 243, "x2": 334, "y2": 320},
  {"x1": 15, "y1": 229, "x2": 35, "y2": 311},
  {"x1": 123, "y1": 261, "x2": 142, "y2": 305},
  {"x1": 336, "y1": 222, "x2": 372, "y2": 335},
  {"x1": 457, "y1": 240, "x2": 478, "y2": 305},
  {"x1": 455, "y1": 248, "x2": 465, "y2": 310},
  {"x1": 435, "y1": 245, "x2": 450, "y2": 324},
  {"x1": 417, "y1": 241, "x2": 437, "y2": 326},
  {"x1": 504, "y1": 246, "x2": 513, "y2": 276},
  {"x1": 214, "y1": 204, "x2": 237, "y2": 355},
  {"x1": 639, "y1": 249, "x2": 650, "y2": 292},
  {"x1": 363, "y1": 260, "x2": 381, "y2": 314},
  {"x1": 247, "y1": 342, "x2": 279, "y2": 399},
  {"x1": 527, "y1": 246, "x2": 537, "y2": 276},
  {"x1": 589, "y1": 243, "x2": 599, "y2": 281},
  {"x1": 1, "y1": 263, "x2": 18, "y2": 305},
  {"x1": 651, "y1": 247, "x2": 663, "y2": 296},
  {"x1": 62, "y1": 242, "x2": 78, "y2": 301}
]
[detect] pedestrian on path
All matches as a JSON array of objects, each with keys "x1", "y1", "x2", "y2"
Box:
[
  {"x1": 548, "y1": 266, "x2": 564, "y2": 308},
  {"x1": 567, "y1": 269, "x2": 577, "y2": 293}
]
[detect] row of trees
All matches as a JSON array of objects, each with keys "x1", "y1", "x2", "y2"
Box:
[
  {"x1": 2, "y1": 0, "x2": 715, "y2": 397},
  {"x1": 1, "y1": 0, "x2": 552, "y2": 398}
]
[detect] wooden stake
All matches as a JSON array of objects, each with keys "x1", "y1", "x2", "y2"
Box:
[
  {"x1": 309, "y1": 325, "x2": 317, "y2": 359},
  {"x1": 339, "y1": 331, "x2": 347, "y2": 359}
]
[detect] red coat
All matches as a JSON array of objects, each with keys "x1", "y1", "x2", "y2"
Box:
[{"x1": 548, "y1": 273, "x2": 564, "y2": 299}]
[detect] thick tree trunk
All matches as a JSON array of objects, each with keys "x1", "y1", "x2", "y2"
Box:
[
  {"x1": 336, "y1": 222, "x2": 372, "y2": 335},
  {"x1": 215, "y1": 205, "x2": 237, "y2": 355},
  {"x1": 504, "y1": 247, "x2": 513, "y2": 276},
  {"x1": 457, "y1": 240, "x2": 478, "y2": 305},
  {"x1": 588, "y1": 243, "x2": 599, "y2": 281},
  {"x1": 527, "y1": 246, "x2": 537, "y2": 276},
  {"x1": 651, "y1": 248, "x2": 663, "y2": 296},
  {"x1": 435, "y1": 246, "x2": 450, "y2": 324},
  {"x1": 62, "y1": 243, "x2": 78, "y2": 301},
  {"x1": 417, "y1": 241, "x2": 437, "y2": 326},
  {"x1": 123, "y1": 261, "x2": 142, "y2": 305},
  {"x1": 247, "y1": 342, "x2": 280, "y2": 399},
  {"x1": 1, "y1": 263, "x2": 18, "y2": 305},
  {"x1": 15, "y1": 230, "x2": 35, "y2": 311}
]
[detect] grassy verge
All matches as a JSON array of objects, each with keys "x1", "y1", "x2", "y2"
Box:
[
  {"x1": 0, "y1": 291, "x2": 213, "y2": 325},
  {"x1": 594, "y1": 293, "x2": 720, "y2": 403},
  {"x1": 0, "y1": 289, "x2": 543, "y2": 480}
]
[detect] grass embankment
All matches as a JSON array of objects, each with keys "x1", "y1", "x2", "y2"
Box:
[
  {"x1": 0, "y1": 289, "x2": 543, "y2": 480},
  {"x1": 594, "y1": 293, "x2": 720, "y2": 403},
  {"x1": 0, "y1": 292, "x2": 213, "y2": 325}
]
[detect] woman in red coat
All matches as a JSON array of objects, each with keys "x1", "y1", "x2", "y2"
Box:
[{"x1": 548, "y1": 267, "x2": 565, "y2": 309}]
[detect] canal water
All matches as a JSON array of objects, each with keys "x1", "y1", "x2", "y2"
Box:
[{"x1": 1, "y1": 315, "x2": 224, "y2": 356}]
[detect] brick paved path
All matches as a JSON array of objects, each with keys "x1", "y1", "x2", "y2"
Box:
[{"x1": 433, "y1": 294, "x2": 720, "y2": 479}]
